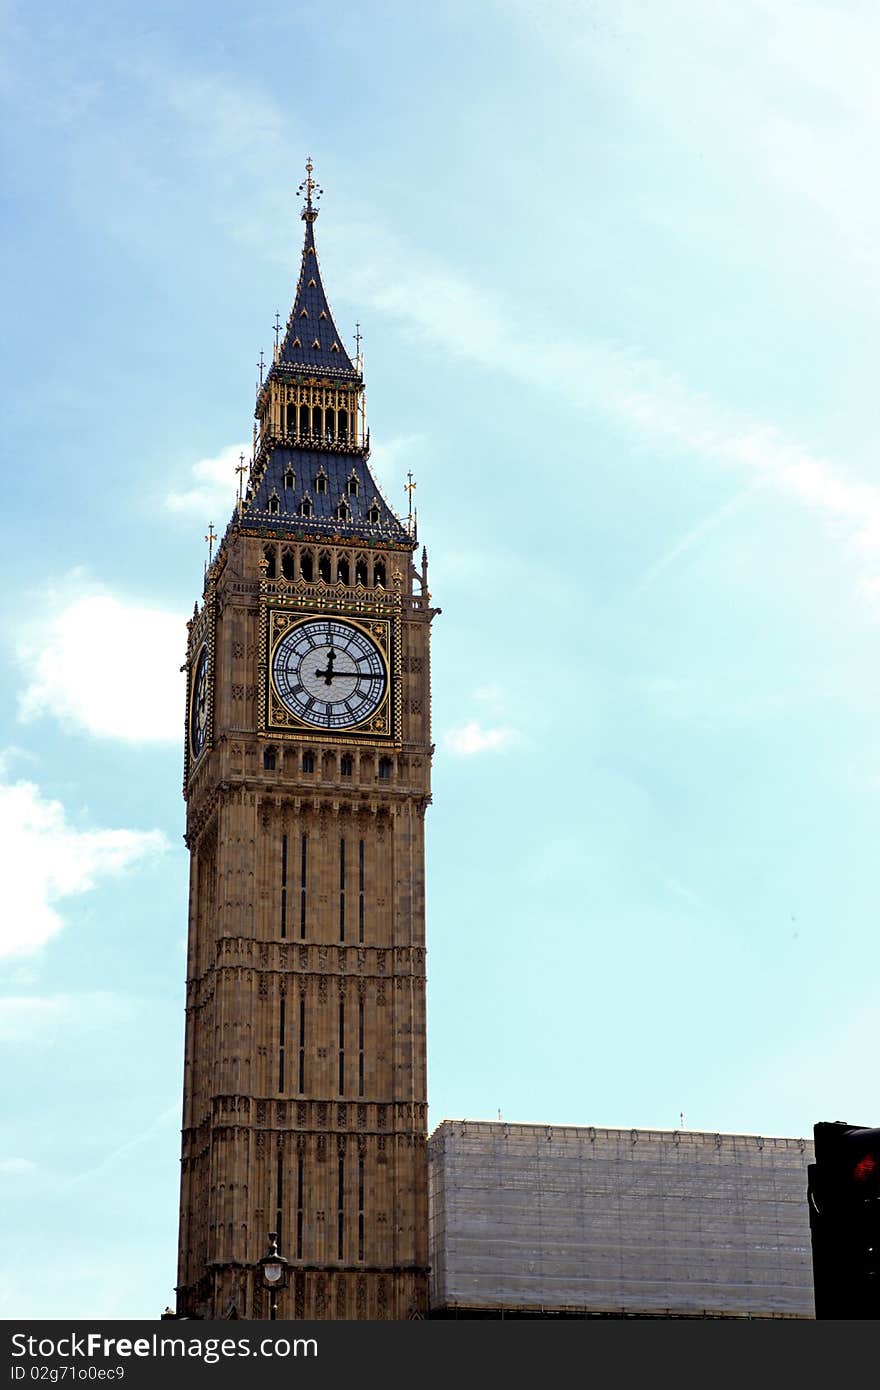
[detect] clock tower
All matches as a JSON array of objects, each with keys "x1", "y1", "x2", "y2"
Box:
[{"x1": 176, "y1": 164, "x2": 437, "y2": 1320}]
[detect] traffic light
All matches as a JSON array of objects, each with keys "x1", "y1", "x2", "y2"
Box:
[{"x1": 808, "y1": 1120, "x2": 880, "y2": 1318}]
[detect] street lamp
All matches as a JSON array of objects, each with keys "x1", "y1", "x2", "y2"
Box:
[{"x1": 259, "y1": 1231, "x2": 288, "y2": 1320}]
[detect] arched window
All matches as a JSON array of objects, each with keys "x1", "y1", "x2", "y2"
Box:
[
  {"x1": 337, "y1": 557, "x2": 350, "y2": 585},
  {"x1": 336, "y1": 501, "x2": 350, "y2": 522},
  {"x1": 341, "y1": 754, "x2": 353, "y2": 777},
  {"x1": 263, "y1": 747, "x2": 277, "y2": 771},
  {"x1": 338, "y1": 409, "x2": 348, "y2": 441},
  {"x1": 378, "y1": 757, "x2": 392, "y2": 781},
  {"x1": 263, "y1": 544, "x2": 277, "y2": 579},
  {"x1": 315, "y1": 472, "x2": 328, "y2": 494},
  {"x1": 286, "y1": 404, "x2": 296, "y2": 434},
  {"x1": 300, "y1": 550, "x2": 314, "y2": 581},
  {"x1": 325, "y1": 408, "x2": 335, "y2": 441},
  {"x1": 368, "y1": 505, "x2": 380, "y2": 524},
  {"x1": 312, "y1": 405, "x2": 322, "y2": 435},
  {"x1": 284, "y1": 468, "x2": 295, "y2": 490},
  {"x1": 355, "y1": 556, "x2": 368, "y2": 586},
  {"x1": 318, "y1": 552, "x2": 331, "y2": 583},
  {"x1": 374, "y1": 560, "x2": 386, "y2": 588},
  {"x1": 347, "y1": 475, "x2": 359, "y2": 496},
  {"x1": 269, "y1": 494, "x2": 280, "y2": 515},
  {"x1": 300, "y1": 497, "x2": 313, "y2": 518},
  {"x1": 281, "y1": 548, "x2": 296, "y2": 580},
  {"x1": 302, "y1": 751, "x2": 315, "y2": 774},
  {"x1": 299, "y1": 403, "x2": 310, "y2": 435}
]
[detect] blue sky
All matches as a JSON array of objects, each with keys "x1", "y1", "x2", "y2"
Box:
[{"x1": 2, "y1": 0, "x2": 880, "y2": 1317}]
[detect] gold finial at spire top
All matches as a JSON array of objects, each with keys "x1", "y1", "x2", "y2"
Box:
[
  {"x1": 297, "y1": 156, "x2": 323, "y2": 222},
  {"x1": 205, "y1": 522, "x2": 217, "y2": 563}
]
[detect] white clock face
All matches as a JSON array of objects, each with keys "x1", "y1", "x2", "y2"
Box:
[
  {"x1": 190, "y1": 646, "x2": 209, "y2": 759},
  {"x1": 272, "y1": 618, "x2": 387, "y2": 730}
]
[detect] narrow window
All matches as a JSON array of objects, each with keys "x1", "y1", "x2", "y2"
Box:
[
  {"x1": 299, "y1": 403, "x2": 309, "y2": 434},
  {"x1": 339, "y1": 838, "x2": 346, "y2": 941},
  {"x1": 337, "y1": 1153, "x2": 345, "y2": 1261},
  {"x1": 338, "y1": 409, "x2": 348, "y2": 441},
  {"x1": 312, "y1": 405, "x2": 322, "y2": 434},
  {"x1": 355, "y1": 556, "x2": 368, "y2": 586},
  {"x1": 296, "y1": 1154, "x2": 304, "y2": 1260},
  {"x1": 300, "y1": 497, "x2": 313, "y2": 518},
  {"x1": 338, "y1": 998, "x2": 345, "y2": 1096},
  {"x1": 358, "y1": 839, "x2": 365, "y2": 944},
  {"x1": 276, "y1": 1149, "x2": 284, "y2": 1245},
  {"x1": 280, "y1": 832, "x2": 287, "y2": 938},
  {"x1": 264, "y1": 544, "x2": 277, "y2": 579},
  {"x1": 336, "y1": 501, "x2": 349, "y2": 522},
  {"x1": 341, "y1": 754, "x2": 353, "y2": 778},
  {"x1": 325, "y1": 408, "x2": 335, "y2": 441},
  {"x1": 368, "y1": 505, "x2": 380, "y2": 524},
  {"x1": 286, "y1": 405, "x2": 296, "y2": 434},
  {"x1": 300, "y1": 833, "x2": 307, "y2": 939},
  {"x1": 300, "y1": 551, "x2": 314, "y2": 581},
  {"x1": 278, "y1": 996, "x2": 286, "y2": 1092},
  {"x1": 302, "y1": 751, "x2": 315, "y2": 774},
  {"x1": 284, "y1": 467, "x2": 295, "y2": 489},
  {"x1": 374, "y1": 560, "x2": 386, "y2": 587},
  {"x1": 347, "y1": 476, "x2": 359, "y2": 496},
  {"x1": 337, "y1": 557, "x2": 350, "y2": 585},
  {"x1": 281, "y1": 548, "x2": 296, "y2": 580},
  {"x1": 316, "y1": 473, "x2": 328, "y2": 494},
  {"x1": 269, "y1": 495, "x2": 280, "y2": 515},
  {"x1": 358, "y1": 995, "x2": 364, "y2": 1097},
  {"x1": 378, "y1": 757, "x2": 392, "y2": 781},
  {"x1": 264, "y1": 747, "x2": 277, "y2": 771},
  {"x1": 298, "y1": 994, "x2": 306, "y2": 1092},
  {"x1": 357, "y1": 1157, "x2": 365, "y2": 1263},
  {"x1": 318, "y1": 553, "x2": 331, "y2": 583}
]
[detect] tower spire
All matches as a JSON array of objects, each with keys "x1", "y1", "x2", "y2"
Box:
[
  {"x1": 246, "y1": 163, "x2": 409, "y2": 544},
  {"x1": 271, "y1": 161, "x2": 357, "y2": 378}
]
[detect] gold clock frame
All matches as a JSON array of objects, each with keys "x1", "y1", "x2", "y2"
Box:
[{"x1": 262, "y1": 603, "x2": 401, "y2": 746}]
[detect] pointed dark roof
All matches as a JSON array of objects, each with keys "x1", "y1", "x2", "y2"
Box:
[
  {"x1": 277, "y1": 213, "x2": 358, "y2": 378},
  {"x1": 244, "y1": 448, "x2": 410, "y2": 544}
]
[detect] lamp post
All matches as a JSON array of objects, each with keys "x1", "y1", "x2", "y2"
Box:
[{"x1": 259, "y1": 1231, "x2": 288, "y2": 1320}]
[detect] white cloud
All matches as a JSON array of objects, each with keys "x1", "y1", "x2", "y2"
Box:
[
  {"x1": 0, "y1": 778, "x2": 167, "y2": 959},
  {"x1": 0, "y1": 1158, "x2": 36, "y2": 1175},
  {"x1": 164, "y1": 441, "x2": 249, "y2": 516},
  {"x1": 17, "y1": 580, "x2": 186, "y2": 743},
  {"x1": 444, "y1": 721, "x2": 518, "y2": 756},
  {"x1": 341, "y1": 215, "x2": 880, "y2": 573}
]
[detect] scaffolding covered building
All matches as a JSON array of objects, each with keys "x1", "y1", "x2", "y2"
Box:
[{"x1": 428, "y1": 1119, "x2": 814, "y2": 1319}]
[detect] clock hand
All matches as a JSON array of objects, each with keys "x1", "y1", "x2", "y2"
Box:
[
  {"x1": 314, "y1": 647, "x2": 337, "y2": 685},
  {"x1": 308, "y1": 664, "x2": 380, "y2": 684}
]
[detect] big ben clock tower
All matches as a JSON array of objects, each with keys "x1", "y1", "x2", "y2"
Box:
[{"x1": 176, "y1": 163, "x2": 437, "y2": 1320}]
